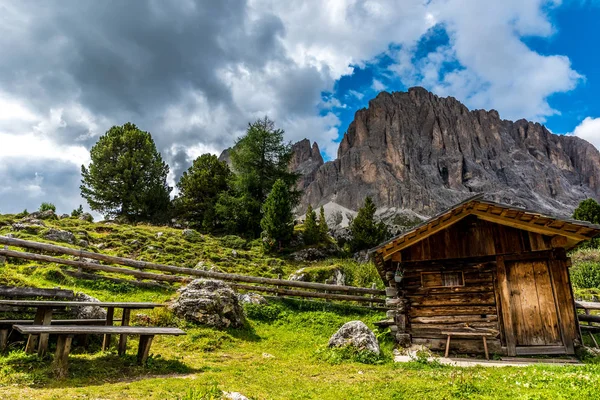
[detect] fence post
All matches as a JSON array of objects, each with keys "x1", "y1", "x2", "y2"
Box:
[
  {"x1": 0, "y1": 245, "x2": 6, "y2": 265},
  {"x1": 276, "y1": 274, "x2": 281, "y2": 296},
  {"x1": 370, "y1": 283, "x2": 376, "y2": 308}
]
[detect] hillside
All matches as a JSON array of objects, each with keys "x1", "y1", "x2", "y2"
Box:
[
  {"x1": 295, "y1": 87, "x2": 600, "y2": 220},
  {"x1": 0, "y1": 213, "x2": 599, "y2": 398}
]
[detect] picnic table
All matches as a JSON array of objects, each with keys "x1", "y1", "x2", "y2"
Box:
[{"x1": 0, "y1": 300, "x2": 164, "y2": 356}]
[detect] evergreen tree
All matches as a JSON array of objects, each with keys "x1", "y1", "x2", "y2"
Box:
[
  {"x1": 261, "y1": 179, "x2": 294, "y2": 250},
  {"x1": 80, "y1": 122, "x2": 171, "y2": 223},
  {"x1": 39, "y1": 202, "x2": 56, "y2": 213},
  {"x1": 348, "y1": 197, "x2": 390, "y2": 252},
  {"x1": 303, "y1": 204, "x2": 319, "y2": 245},
  {"x1": 71, "y1": 205, "x2": 84, "y2": 217},
  {"x1": 174, "y1": 154, "x2": 230, "y2": 232},
  {"x1": 217, "y1": 117, "x2": 299, "y2": 236},
  {"x1": 318, "y1": 205, "x2": 328, "y2": 242},
  {"x1": 573, "y1": 198, "x2": 600, "y2": 224}
]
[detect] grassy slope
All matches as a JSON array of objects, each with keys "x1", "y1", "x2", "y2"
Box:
[{"x1": 0, "y1": 214, "x2": 599, "y2": 399}]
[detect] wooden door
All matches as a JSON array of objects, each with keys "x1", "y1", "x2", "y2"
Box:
[{"x1": 497, "y1": 258, "x2": 566, "y2": 355}]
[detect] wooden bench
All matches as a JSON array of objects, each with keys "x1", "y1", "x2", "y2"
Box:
[
  {"x1": 442, "y1": 331, "x2": 496, "y2": 360},
  {"x1": 0, "y1": 319, "x2": 116, "y2": 351},
  {"x1": 13, "y1": 325, "x2": 186, "y2": 377},
  {"x1": 0, "y1": 286, "x2": 114, "y2": 353}
]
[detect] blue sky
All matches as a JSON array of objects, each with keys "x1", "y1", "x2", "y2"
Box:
[
  {"x1": 324, "y1": 2, "x2": 600, "y2": 148},
  {"x1": 1, "y1": 0, "x2": 600, "y2": 214}
]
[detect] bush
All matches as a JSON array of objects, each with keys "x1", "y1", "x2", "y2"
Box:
[
  {"x1": 244, "y1": 303, "x2": 284, "y2": 322},
  {"x1": 571, "y1": 262, "x2": 600, "y2": 289},
  {"x1": 39, "y1": 202, "x2": 56, "y2": 213},
  {"x1": 220, "y1": 235, "x2": 248, "y2": 250}
]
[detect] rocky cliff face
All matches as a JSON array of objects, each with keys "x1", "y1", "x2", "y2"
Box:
[
  {"x1": 289, "y1": 139, "x2": 324, "y2": 190},
  {"x1": 300, "y1": 87, "x2": 600, "y2": 218}
]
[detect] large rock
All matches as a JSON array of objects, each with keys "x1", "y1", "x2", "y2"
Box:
[
  {"x1": 44, "y1": 229, "x2": 76, "y2": 244},
  {"x1": 328, "y1": 321, "x2": 380, "y2": 355},
  {"x1": 72, "y1": 293, "x2": 107, "y2": 319},
  {"x1": 289, "y1": 265, "x2": 345, "y2": 285},
  {"x1": 298, "y1": 87, "x2": 600, "y2": 219},
  {"x1": 170, "y1": 279, "x2": 246, "y2": 328}
]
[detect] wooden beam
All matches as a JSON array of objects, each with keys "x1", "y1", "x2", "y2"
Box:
[
  {"x1": 471, "y1": 210, "x2": 588, "y2": 241},
  {"x1": 382, "y1": 212, "x2": 470, "y2": 260}
]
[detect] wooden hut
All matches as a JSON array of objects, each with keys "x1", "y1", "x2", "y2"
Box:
[{"x1": 370, "y1": 195, "x2": 600, "y2": 356}]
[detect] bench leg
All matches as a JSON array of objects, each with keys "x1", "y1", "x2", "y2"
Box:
[
  {"x1": 37, "y1": 308, "x2": 54, "y2": 357},
  {"x1": 53, "y1": 335, "x2": 73, "y2": 379},
  {"x1": 482, "y1": 336, "x2": 489, "y2": 360},
  {"x1": 118, "y1": 309, "x2": 131, "y2": 356},
  {"x1": 102, "y1": 307, "x2": 114, "y2": 351},
  {"x1": 444, "y1": 335, "x2": 451, "y2": 358},
  {"x1": 26, "y1": 307, "x2": 47, "y2": 354},
  {"x1": 0, "y1": 329, "x2": 8, "y2": 352},
  {"x1": 137, "y1": 335, "x2": 154, "y2": 365}
]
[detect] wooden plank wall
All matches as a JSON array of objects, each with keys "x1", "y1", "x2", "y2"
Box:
[
  {"x1": 401, "y1": 261, "x2": 502, "y2": 354},
  {"x1": 398, "y1": 216, "x2": 552, "y2": 262}
]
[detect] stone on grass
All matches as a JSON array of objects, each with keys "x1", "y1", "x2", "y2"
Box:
[
  {"x1": 328, "y1": 320, "x2": 380, "y2": 355},
  {"x1": 73, "y1": 293, "x2": 107, "y2": 319},
  {"x1": 79, "y1": 212, "x2": 93, "y2": 222},
  {"x1": 170, "y1": 279, "x2": 245, "y2": 328},
  {"x1": 44, "y1": 229, "x2": 76, "y2": 244},
  {"x1": 224, "y1": 392, "x2": 249, "y2": 400},
  {"x1": 238, "y1": 292, "x2": 268, "y2": 305}
]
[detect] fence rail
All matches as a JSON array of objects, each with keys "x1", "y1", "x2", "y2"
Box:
[{"x1": 0, "y1": 236, "x2": 385, "y2": 306}]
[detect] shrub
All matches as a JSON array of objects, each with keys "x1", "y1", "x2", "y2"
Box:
[
  {"x1": 39, "y1": 202, "x2": 56, "y2": 213},
  {"x1": 571, "y1": 262, "x2": 600, "y2": 289},
  {"x1": 244, "y1": 303, "x2": 284, "y2": 322},
  {"x1": 220, "y1": 235, "x2": 248, "y2": 250}
]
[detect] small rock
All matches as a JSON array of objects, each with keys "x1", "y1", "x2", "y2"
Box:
[
  {"x1": 238, "y1": 292, "x2": 268, "y2": 305},
  {"x1": 25, "y1": 210, "x2": 56, "y2": 220},
  {"x1": 11, "y1": 223, "x2": 43, "y2": 234},
  {"x1": 44, "y1": 229, "x2": 76, "y2": 244},
  {"x1": 173, "y1": 223, "x2": 183, "y2": 229},
  {"x1": 81, "y1": 258, "x2": 101, "y2": 265},
  {"x1": 78, "y1": 239, "x2": 89, "y2": 248},
  {"x1": 156, "y1": 232, "x2": 163, "y2": 238},
  {"x1": 72, "y1": 293, "x2": 107, "y2": 319},
  {"x1": 59, "y1": 214, "x2": 70, "y2": 219},
  {"x1": 182, "y1": 229, "x2": 195, "y2": 238},
  {"x1": 96, "y1": 243, "x2": 106, "y2": 250},
  {"x1": 169, "y1": 279, "x2": 246, "y2": 328},
  {"x1": 224, "y1": 392, "x2": 249, "y2": 400},
  {"x1": 195, "y1": 261, "x2": 207, "y2": 270},
  {"x1": 79, "y1": 213, "x2": 93, "y2": 222},
  {"x1": 231, "y1": 250, "x2": 238, "y2": 258},
  {"x1": 262, "y1": 352, "x2": 274, "y2": 358},
  {"x1": 328, "y1": 321, "x2": 380, "y2": 355}
]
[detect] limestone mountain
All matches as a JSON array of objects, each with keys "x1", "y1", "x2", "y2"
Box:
[{"x1": 299, "y1": 87, "x2": 600, "y2": 220}]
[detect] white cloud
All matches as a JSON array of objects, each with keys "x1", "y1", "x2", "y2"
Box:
[
  {"x1": 347, "y1": 90, "x2": 365, "y2": 100},
  {"x1": 391, "y1": 0, "x2": 582, "y2": 122},
  {"x1": 570, "y1": 117, "x2": 600, "y2": 150},
  {"x1": 371, "y1": 79, "x2": 386, "y2": 92}
]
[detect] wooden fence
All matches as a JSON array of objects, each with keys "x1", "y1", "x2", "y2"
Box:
[
  {"x1": 0, "y1": 236, "x2": 386, "y2": 308},
  {"x1": 576, "y1": 301, "x2": 600, "y2": 348}
]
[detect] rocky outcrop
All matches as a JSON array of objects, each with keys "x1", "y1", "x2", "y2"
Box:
[
  {"x1": 170, "y1": 279, "x2": 245, "y2": 328},
  {"x1": 328, "y1": 321, "x2": 380, "y2": 355},
  {"x1": 44, "y1": 229, "x2": 76, "y2": 244},
  {"x1": 300, "y1": 87, "x2": 600, "y2": 218},
  {"x1": 289, "y1": 139, "x2": 324, "y2": 190},
  {"x1": 72, "y1": 293, "x2": 107, "y2": 319}
]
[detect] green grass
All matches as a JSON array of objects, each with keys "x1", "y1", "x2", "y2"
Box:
[{"x1": 1, "y1": 216, "x2": 600, "y2": 398}]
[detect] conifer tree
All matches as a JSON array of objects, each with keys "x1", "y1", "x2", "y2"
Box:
[
  {"x1": 303, "y1": 204, "x2": 319, "y2": 245},
  {"x1": 80, "y1": 122, "x2": 171, "y2": 222},
  {"x1": 261, "y1": 179, "x2": 294, "y2": 250},
  {"x1": 348, "y1": 196, "x2": 390, "y2": 252},
  {"x1": 318, "y1": 205, "x2": 328, "y2": 242}
]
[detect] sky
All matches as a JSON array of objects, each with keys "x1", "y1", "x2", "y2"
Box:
[{"x1": 1, "y1": 0, "x2": 600, "y2": 216}]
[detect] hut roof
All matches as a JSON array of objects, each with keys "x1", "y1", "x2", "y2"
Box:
[{"x1": 370, "y1": 194, "x2": 600, "y2": 262}]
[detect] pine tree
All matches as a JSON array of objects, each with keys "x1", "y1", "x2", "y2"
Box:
[
  {"x1": 573, "y1": 198, "x2": 600, "y2": 224},
  {"x1": 217, "y1": 116, "x2": 299, "y2": 236},
  {"x1": 348, "y1": 197, "x2": 390, "y2": 252},
  {"x1": 318, "y1": 205, "x2": 328, "y2": 242},
  {"x1": 261, "y1": 179, "x2": 294, "y2": 250},
  {"x1": 80, "y1": 122, "x2": 171, "y2": 223},
  {"x1": 174, "y1": 154, "x2": 231, "y2": 232},
  {"x1": 303, "y1": 204, "x2": 319, "y2": 245}
]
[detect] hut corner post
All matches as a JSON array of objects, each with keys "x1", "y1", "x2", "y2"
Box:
[{"x1": 384, "y1": 268, "x2": 410, "y2": 347}]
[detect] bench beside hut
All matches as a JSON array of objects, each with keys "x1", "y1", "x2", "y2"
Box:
[{"x1": 370, "y1": 195, "x2": 600, "y2": 356}]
